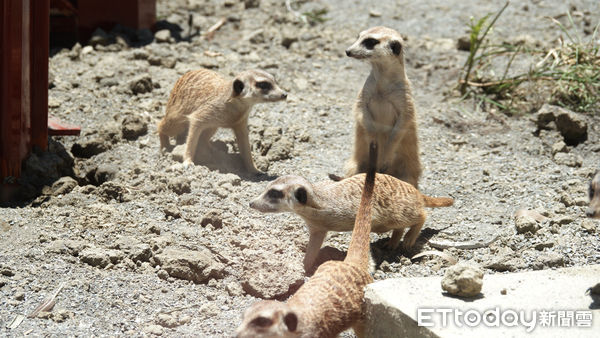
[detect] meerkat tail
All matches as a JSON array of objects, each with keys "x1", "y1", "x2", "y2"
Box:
[
  {"x1": 421, "y1": 195, "x2": 454, "y2": 208},
  {"x1": 328, "y1": 173, "x2": 344, "y2": 182},
  {"x1": 345, "y1": 142, "x2": 377, "y2": 268}
]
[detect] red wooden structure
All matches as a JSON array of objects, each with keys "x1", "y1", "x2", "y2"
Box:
[{"x1": 1, "y1": 0, "x2": 50, "y2": 180}]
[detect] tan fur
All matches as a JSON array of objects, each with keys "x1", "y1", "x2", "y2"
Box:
[
  {"x1": 587, "y1": 171, "x2": 600, "y2": 219},
  {"x1": 157, "y1": 68, "x2": 287, "y2": 173},
  {"x1": 237, "y1": 143, "x2": 378, "y2": 338},
  {"x1": 250, "y1": 172, "x2": 453, "y2": 272},
  {"x1": 345, "y1": 26, "x2": 421, "y2": 188}
]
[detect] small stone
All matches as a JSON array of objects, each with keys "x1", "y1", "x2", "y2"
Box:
[
  {"x1": 89, "y1": 28, "x2": 110, "y2": 47},
  {"x1": 157, "y1": 269, "x2": 169, "y2": 280},
  {"x1": 129, "y1": 75, "x2": 153, "y2": 95},
  {"x1": 218, "y1": 173, "x2": 241, "y2": 186},
  {"x1": 457, "y1": 36, "x2": 471, "y2": 51},
  {"x1": 86, "y1": 163, "x2": 118, "y2": 186},
  {"x1": 48, "y1": 97, "x2": 62, "y2": 108},
  {"x1": 80, "y1": 247, "x2": 111, "y2": 268},
  {"x1": 133, "y1": 49, "x2": 149, "y2": 60},
  {"x1": 200, "y1": 209, "x2": 223, "y2": 229},
  {"x1": 243, "y1": 0, "x2": 260, "y2": 9},
  {"x1": 581, "y1": 220, "x2": 597, "y2": 233},
  {"x1": 537, "y1": 252, "x2": 565, "y2": 267},
  {"x1": 50, "y1": 176, "x2": 78, "y2": 196},
  {"x1": 226, "y1": 281, "x2": 244, "y2": 297},
  {"x1": 122, "y1": 115, "x2": 148, "y2": 140},
  {"x1": 241, "y1": 249, "x2": 304, "y2": 299},
  {"x1": 500, "y1": 288, "x2": 507, "y2": 295},
  {"x1": 515, "y1": 215, "x2": 540, "y2": 234},
  {"x1": 178, "y1": 315, "x2": 192, "y2": 325},
  {"x1": 154, "y1": 29, "x2": 172, "y2": 43},
  {"x1": 369, "y1": 9, "x2": 382, "y2": 17},
  {"x1": 96, "y1": 181, "x2": 127, "y2": 202},
  {"x1": 553, "y1": 215, "x2": 574, "y2": 225},
  {"x1": 154, "y1": 248, "x2": 225, "y2": 284},
  {"x1": 553, "y1": 153, "x2": 583, "y2": 167},
  {"x1": 168, "y1": 177, "x2": 191, "y2": 195},
  {"x1": 534, "y1": 241, "x2": 555, "y2": 251},
  {"x1": 14, "y1": 291, "x2": 25, "y2": 301},
  {"x1": 559, "y1": 192, "x2": 575, "y2": 207},
  {"x1": 441, "y1": 263, "x2": 484, "y2": 298},
  {"x1": 551, "y1": 140, "x2": 567, "y2": 155},
  {"x1": 156, "y1": 313, "x2": 178, "y2": 328},
  {"x1": 164, "y1": 205, "x2": 181, "y2": 219},
  {"x1": 161, "y1": 58, "x2": 177, "y2": 69},
  {"x1": 143, "y1": 324, "x2": 164, "y2": 336}
]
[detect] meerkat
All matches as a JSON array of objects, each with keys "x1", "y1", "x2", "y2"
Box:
[
  {"x1": 587, "y1": 171, "x2": 600, "y2": 218},
  {"x1": 344, "y1": 26, "x2": 421, "y2": 188},
  {"x1": 250, "y1": 171, "x2": 453, "y2": 273},
  {"x1": 157, "y1": 68, "x2": 287, "y2": 173},
  {"x1": 236, "y1": 142, "x2": 379, "y2": 338}
]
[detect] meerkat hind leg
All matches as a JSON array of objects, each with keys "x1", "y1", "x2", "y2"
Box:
[
  {"x1": 402, "y1": 213, "x2": 426, "y2": 249},
  {"x1": 183, "y1": 122, "x2": 205, "y2": 166},
  {"x1": 387, "y1": 228, "x2": 405, "y2": 250}
]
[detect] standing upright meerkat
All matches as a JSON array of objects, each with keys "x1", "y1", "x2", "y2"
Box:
[
  {"x1": 157, "y1": 68, "x2": 287, "y2": 173},
  {"x1": 587, "y1": 171, "x2": 600, "y2": 218},
  {"x1": 344, "y1": 26, "x2": 422, "y2": 188},
  {"x1": 250, "y1": 170, "x2": 453, "y2": 273},
  {"x1": 237, "y1": 142, "x2": 379, "y2": 338}
]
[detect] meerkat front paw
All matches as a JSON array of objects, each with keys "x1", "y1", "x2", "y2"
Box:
[{"x1": 183, "y1": 159, "x2": 194, "y2": 169}]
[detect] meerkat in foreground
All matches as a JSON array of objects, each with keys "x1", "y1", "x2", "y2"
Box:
[
  {"x1": 157, "y1": 68, "x2": 287, "y2": 173},
  {"x1": 250, "y1": 170, "x2": 453, "y2": 273},
  {"x1": 344, "y1": 26, "x2": 421, "y2": 188},
  {"x1": 237, "y1": 142, "x2": 378, "y2": 338},
  {"x1": 587, "y1": 171, "x2": 600, "y2": 218}
]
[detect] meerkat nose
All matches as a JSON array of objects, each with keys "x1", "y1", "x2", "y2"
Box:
[
  {"x1": 281, "y1": 92, "x2": 287, "y2": 99},
  {"x1": 586, "y1": 208, "x2": 596, "y2": 218},
  {"x1": 345, "y1": 50, "x2": 352, "y2": 57}
]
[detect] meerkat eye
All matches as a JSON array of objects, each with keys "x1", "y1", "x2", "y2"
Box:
[
  {"x1": 256, "y1": 81, "x2": 273, "y2": 91},
  {"x1": 390, "y1": 40, "x2": 402, "y2": 55},
  {"x1": 266, "y1": 189, "x2": 283, "y2": 199},
  {"x1": 250, "y1": 316, "x2": 273, "y2": 328},
  {"x1": 361, "y1": 38, "x2": 380, "y2": 50},
  {"x1": 284, "y1": 312, "x2": 298, "y2": 332}
]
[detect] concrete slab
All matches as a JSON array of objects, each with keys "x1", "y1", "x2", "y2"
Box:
[{"x1": 364, "y1": 265, "x2": 600, "y2": 337}]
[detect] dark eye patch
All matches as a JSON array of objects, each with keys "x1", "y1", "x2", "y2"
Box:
[
  {"x1": 361, "y1": 38, "x2": 380, "y2": 50},
  {"x1": 267, "y1": 189, "x2": 284, "y2": 199},
  {"x1": 250, "y1": 316, "x2": 273, "y2": 328},
  {"x1": 256, "y1": 81, "x2": 273, "y2": 90}
]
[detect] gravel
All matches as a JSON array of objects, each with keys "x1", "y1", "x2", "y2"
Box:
[{"x1": 1, "y1": 0, "x2": 599, "y2": 336}]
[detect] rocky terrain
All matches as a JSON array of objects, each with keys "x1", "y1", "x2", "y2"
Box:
[{"x1": 1, "y1": 0, "x2": 599, "y2": 336}]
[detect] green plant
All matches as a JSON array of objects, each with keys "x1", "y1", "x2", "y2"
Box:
[{"x1": 459, "y1": 2, "x2": 600, "y2": 114}]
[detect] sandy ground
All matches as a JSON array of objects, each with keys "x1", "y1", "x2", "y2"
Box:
[{"x1": 1, "y1": 0, "x2": 599, "y2": 336}]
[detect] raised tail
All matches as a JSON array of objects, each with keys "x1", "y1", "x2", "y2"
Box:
[
  {"x1": 345, "y1": 142, "x2": 377, "y2": 268},
  {"x1": 422, "y1": 194, "x2": 454, "y2": 207}
]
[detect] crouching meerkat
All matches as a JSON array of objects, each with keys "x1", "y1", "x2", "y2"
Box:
[
  {"x1": 344, "y1": 26, "x2": 422, "y2": 187},
  {"x1": 237, "y1": 142, "x2": 379, "y2": 338},
  {"x1": 250, "y1": 171, "x2": 453, "y2": 272},
  {"x1": 587, "y1": 171, "x2": 600, "y2": 218},
  {"x1": 157, "y1": 68, "x2": 287, "y2": 173}
]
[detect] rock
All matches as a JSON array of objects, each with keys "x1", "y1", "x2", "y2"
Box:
[
  {"x1": 581, "y1": 220, "x2": 597, "y2": 233},
  {"x1": 154, "y1": 248, "x2": 225, "y2": 283},
  {"x1": 484, "y1": 249, "x2": 527, "y2": 272},
  {"x1": 154, "y1": 29, "x2": 172, "y2": 43},
  {"x1": 81, "y1": 45, "x2": 94, "y2": 55},
  {"x1": 537, "y1": 252, "x2": 565, "y2": 267},
  {"x1": 168, "y1": 177, "x2": 191, "y2": 195},
  {"x1": 218, "y1": 173, "x2": 241, "y2": 186},
  {"x1": 86, "y1": 163, "x2": 118, "y2": 186},
  {"x1": 551, "y1": 140, "x2": 567, "y2": 155},
  {"x1": 122, "y1": 115, "x2": 148, "y2": 140},
  {"x1": 441, "y1": 263, "x2": 484, "y2": 297},
  {"x1": 246, "y1": 29, "x2": 265, "y2": 44},
  {"x1": 96, "y1": 181, "x2": 127, "y2": 202},
  {"x1": 267, "y1": 136, "x2": 294, "y2": 162},
  {"x1": 156, "y1": 313, "x2": 178, "y2": 328},
  {"x1": 161, "y1": 58, "x2": 177, "y2": 69},
  {"x1": 553, "y1": 152, "x2": 583, "y2": 167},
  {"x1": 133, "y1": 49, "x2": 149, "y2": 60},
  {"x1": 171, "y1": 145, "x2": 185, "y2": 162},
  {"x1": 533, "y1": 104, "x2": 558, "y2": 129},
  {"x1": 457, "y1": 36, "x2": 471, "y2": 51},
  {"x1": 369, "y1": 9, "x2": 382, "y2": 17},
  {"x1": 114, "y1": 237, "x2": 152, "y2": 262},
  {"x1": 14, "y1": 291, "x2": 25, "y2": 301},
  {"x1": 240, "y1": 249, "x2": 304, "y2": 300},
  {"x1": 89, "y1": 28, "x2": 110, "y2": 47},
  {"x1": 0, "y1": 266, "x2": 15, "y2": 276},
  {"x1": 559, "y1": 192, "x2": 575, "y2": 207},
  {"x1": 243, "y1": 0, "x2": 260, "y2": 8},
  {"x1": 38, "y1": 309, "x2": 74, "y2": 322},
  {"x1": 164, "y1": 205, "x2": 181, "y2": 219},
  {"x1": 71, "y1": 137, "x2": 110, "y2": 158},
  {"x1": 200, "y1": 209, "x2": 223, "y2": 229},
  {"x1": 143, "y1": 324, "x2": 164, "y2": 336},
  {"x1": 49, "y1": 176, "x2": 78, "y2": 196},
  {"x1": 129, "y1": 75, "x2": 153, "y2": 95},
  {"x1": 514, "y1": 215, "x2": 540, "y2": 234},
  {"x1": 48, "y1": 96, "x2": 62, "y2": 108},
  {"x1": 80, "y1": 247, "x2": 111, "y2": 268},
  {"x1": 555, "y1": 110, "x2": 588, "y2": 145},
  {"x1": 226, "y1": 281, "x2": 244, "y2": 297},
  {"x1": 552, "y1": 215, "x2": 574, "y2": 225}
]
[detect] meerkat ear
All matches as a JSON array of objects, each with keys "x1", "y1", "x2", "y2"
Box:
[
  {"x1": 233, "y1": 79, "x2": 245, "y2": 96},
  {"x1": 294, "y1": 187, "x2": 308, "y2": 205},
  {"x1": 390, "y1": 41, "x2": 402, "y2": 55},
  {"x1": 283, "y1": 312, "x2": 298, "y2": 332}
]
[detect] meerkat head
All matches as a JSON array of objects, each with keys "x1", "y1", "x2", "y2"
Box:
[
  {"x1": 249, "y1": 175, "x2": 315, "y2": 213},
  {"x1": 587, "y1": 171, "x2": 600, "y2": 218},
  {"x1": 232, "y1": 69, "x2": 287, "y2": 104},
  {"x1": 236, "y1": 300, "x2": 300, "y2": 338},
  {"x1": 346, "y1": 26, "x2": 405, "y2": 64}
]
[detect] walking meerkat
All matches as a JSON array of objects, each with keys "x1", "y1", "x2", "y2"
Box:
[
  {"x1": 237, "y1": 142, "x2": 379, "y2": 338},
  {"x1": 587, "y1": 171, "x2": 600, "y2": 218},
  {"x1": 157, "y1": 68, "x2": 287, "y2": 173},
  {"x1": 250, "y1": 170, "x2": 453, "y2": 273},
  {"x1": 344, "y1": 26, "x2": 421, "y2": 188}
]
